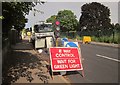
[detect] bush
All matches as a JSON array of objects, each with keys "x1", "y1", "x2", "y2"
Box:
[
  {"x1": 76, "y1": 35, "x2": 82, "y2": 40},
  {"x1": 61, "y1": 31, "x2": 119, "y2": 44},
  {"x1": 91, "y1": 32, "x2": 119, "y2": 44},
  {"x1": 113, "y1": 33, "x2": 119, "y2": 44},
  {"x1": 91, "y1": 36, "x2": 99, "y2": 42}
]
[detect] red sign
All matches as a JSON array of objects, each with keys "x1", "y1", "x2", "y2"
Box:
[{"x1": 49, "y1": 47, "x2": 83, "y2": 71}]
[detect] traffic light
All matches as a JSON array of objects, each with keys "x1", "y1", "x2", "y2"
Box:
[
  {"x1": 55, "y1": 21, "x2": 60, "y2": 26},
  {"x1": 55, "y1": 21, "x2": 60, "y2": 39}
]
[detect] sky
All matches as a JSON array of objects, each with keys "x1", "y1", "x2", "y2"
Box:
[{"x1": 25, "y1": 0, "x2": 119, "y2": 28}]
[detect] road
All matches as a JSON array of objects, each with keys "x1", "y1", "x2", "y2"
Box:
[{"x1": 65, "y1": 43, "x2": 119, "y2": 83}]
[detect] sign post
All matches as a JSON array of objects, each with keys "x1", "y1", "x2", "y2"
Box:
[{"x1": 49, "y1": 47, "x2": 84, "y2": 78}]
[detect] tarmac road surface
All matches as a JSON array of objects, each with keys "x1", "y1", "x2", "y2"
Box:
[{"x1": 65, "y1": 43, "x2": 119, "y2": 83}]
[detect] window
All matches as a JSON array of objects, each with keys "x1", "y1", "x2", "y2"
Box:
[{"x1": 34, "y1": 23, "x2": 53, "y2": 33}]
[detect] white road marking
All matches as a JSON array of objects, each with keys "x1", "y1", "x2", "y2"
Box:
[{"x1": 96, "y1": 54, "x2": 120, "y2": 63}]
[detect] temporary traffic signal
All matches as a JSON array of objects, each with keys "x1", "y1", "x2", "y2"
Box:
[
  {"x1": 55, "y1": 21, "x2": 60, "y2": 26},
  {"x1": 55, "y1": 21, "x2": 60, "y2": 39}
]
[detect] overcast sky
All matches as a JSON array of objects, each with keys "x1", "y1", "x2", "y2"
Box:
[{"x1": 25, "y1": 0, "x2": 119, "y2": 28}]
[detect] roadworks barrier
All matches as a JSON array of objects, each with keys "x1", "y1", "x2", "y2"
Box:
[{"x1": 83, "y1": 36, "x2": 91, "y2": 44}]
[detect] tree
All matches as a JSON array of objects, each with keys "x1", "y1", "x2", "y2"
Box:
[
  {"x1": 46, "y1": 15, "x2": 57, "y2": 23},
  {"x1": 115, "y1": 23, "x2": 120, "y2": 32},
  {"x1": 2, "y1": 2, "x2": 34, "y2": 35},
  {"x1": 79, "y1": 2, "x2": 111, "y2": 36},
  {"x1": 56, "y1": 10, "x2": 78, "y2": 32},
  {"x1": 2, "y1": 2, "x2": 45, "y2": 36}
]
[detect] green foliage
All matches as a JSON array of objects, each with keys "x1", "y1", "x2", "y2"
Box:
[
  {"x1": 2, "y1": 2, "x2": 35, "y2": 35},
  {"x1": 115, "y1": 23, "x2": 120, "y2": 32},
  {"x1": 79, "y1": 2, "x2": 111, "y2": 35},
  {"x1": 46, "y1": 10, "x2": 79, "y2": 33},
  {"x1": 57, "y1": 10, "x2": 78, "y2": 32},
  {"x1": 91, "y1": 36, "x2": 99, "y2": 42},
  {"x1": 113, "y1": 33, "x2": 119, "y2": 44},
  {"x1": 46, "y1": 15, "x2": 57, "y2": 24},
  {"x1": 76, "y1": 34, "x2": 82, "y2": 40},
  {"x1": 61, "y1": 31, "x2": 82, "y2": 40},
  {"x1": 91, "y1": 32, "x2": 119, "y2": 44},
  {"x1": 61, "y1": 30, "x2": 119, "y2": 44}
]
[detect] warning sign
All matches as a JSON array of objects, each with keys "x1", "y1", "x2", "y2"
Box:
[{"x1": 49, "y1": 47, "x2": 83, "y2": 71}]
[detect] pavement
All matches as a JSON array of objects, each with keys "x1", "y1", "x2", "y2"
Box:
[
  {"x1": 90, "y1": 41, "x2": 119, "y2": 48},
  {"x1": 3, "y1": 36, "x2": 71, "y2": 84}
]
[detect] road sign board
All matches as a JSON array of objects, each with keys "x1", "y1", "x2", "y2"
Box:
[
  {"x1": 62, "y1": 38, "x2": 68, "y2": 41},
  {"x1": 64, "y1": 42, "x2": 79, "y2": 47},
  {"x1": 61, "y1": 38, "x2": 68, "y2": 45},
  {"x1": 49, "y1": 47, "x2": 83, "y2": 71}
]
